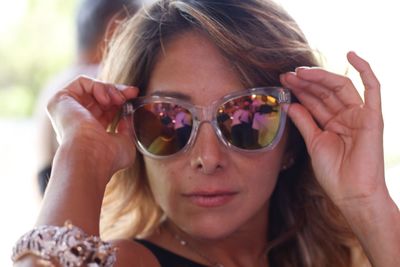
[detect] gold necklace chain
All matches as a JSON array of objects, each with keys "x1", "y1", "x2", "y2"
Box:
[
  {"x1": 172, "y1": 232, "x2": 225, "y2": 267},
  {"x1": 165, "y1": 223, "x2": 273, "y2": 267}
]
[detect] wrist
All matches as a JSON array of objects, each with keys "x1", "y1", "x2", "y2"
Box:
[
  {"x1": 58, "y1": 132, "x2": 118, "y2": 182},
  {"x1": 12, "y1": 222, "x2": 116, "y2": 267},
  {"x1": 338, "y1": 190, "x2": 400, "y2": 266},
  {"x1": 337, "y1": 187, "x2": 396, "y2": 225},
  {"x1": 59, "y1": 125, "x2": 135, "y2": 180},
  {"x1": 36, "y1": 139, "x2": 114, "y2": 232}
]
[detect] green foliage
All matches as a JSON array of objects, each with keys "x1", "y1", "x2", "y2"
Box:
[{"x1": 0, "y1": 0, "x2": 78, "y2": 117}]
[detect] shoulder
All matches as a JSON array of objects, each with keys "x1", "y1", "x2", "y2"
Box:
[{"x1": 111, "y1": 239, "x2": 161, "y2": 267}]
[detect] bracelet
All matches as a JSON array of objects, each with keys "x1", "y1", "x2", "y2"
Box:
[{"x1": 11, "y1": 221, "x2": 116, "y2": 267}]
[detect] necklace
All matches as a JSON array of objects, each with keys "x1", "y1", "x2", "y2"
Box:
[
  {"x1": 172, "y1": 232, "x2": 225, "y2": 267},
  {"x1": 165, "y1": 223, "x2": 273, "y2": 267}
]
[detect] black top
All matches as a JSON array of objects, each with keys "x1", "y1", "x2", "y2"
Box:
[{"x1": 135, "y1": 239, "x2": 208, "y2": 267}]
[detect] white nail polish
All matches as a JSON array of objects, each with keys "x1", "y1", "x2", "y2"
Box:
[{"x1": 115, "y1": 84, "x2": 129, "y2": 91}]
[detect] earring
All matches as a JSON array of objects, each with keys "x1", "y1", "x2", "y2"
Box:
[{"x1": 281, "y1": 157, "x2": 295, "y2": 171}]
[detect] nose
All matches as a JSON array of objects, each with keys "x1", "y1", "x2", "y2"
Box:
[{"x1": 189, "y1": 123, "x2": 227, "y2": 174}]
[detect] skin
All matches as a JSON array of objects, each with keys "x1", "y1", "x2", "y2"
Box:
[
  {"x1": 35, "y1": 10, "x2": 128, "y2": 195},
  {"x1": 14, "y1": 32, "x2": 399, "y2": 267},
  {"x1": 143, "y1": 31, "x2": 287, "y2": 266},
  {"x1": 281, "y1": 53, "x2": 399, "y2": 266}
]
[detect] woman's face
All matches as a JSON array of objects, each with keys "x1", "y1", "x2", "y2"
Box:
[{"x1": 144, "y1": 31, "x2": 288, "y2": 240}]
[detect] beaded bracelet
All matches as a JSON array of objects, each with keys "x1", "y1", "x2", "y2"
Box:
[{"x1": 11, "y1": 221, "x2": 116, "y2": 267}]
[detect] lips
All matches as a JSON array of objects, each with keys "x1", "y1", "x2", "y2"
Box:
[{"x1": 182, "y1": 190, "x2": 238, "y2": 208}]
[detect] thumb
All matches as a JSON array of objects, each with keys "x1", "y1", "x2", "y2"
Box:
[
  {"x1": 106, "y1": 114, "x2": 137, "y2": 172},
  {"x1": 109, "y1": 131, "x2": 137, "y2": 173},
  {"x1": 288, "y1": 103, "x2": 321, "y2": 153}
]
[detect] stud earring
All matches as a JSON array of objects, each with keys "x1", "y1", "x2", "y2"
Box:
[{"x1": 281, "y1": 157, "x2": 295, "y2": 171}]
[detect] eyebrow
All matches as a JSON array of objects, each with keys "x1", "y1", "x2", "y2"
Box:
[{"x1": 150, "y1": 90, "x2": 192, "y2": 101}]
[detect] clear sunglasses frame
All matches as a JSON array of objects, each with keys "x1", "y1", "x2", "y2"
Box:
[{"x1": 122, "y1": 86, "x2": 291, "y2": 159}]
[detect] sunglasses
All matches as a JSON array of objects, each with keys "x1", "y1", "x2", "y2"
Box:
[{"x1": 121, "y1": 87, "x2": 291, "y2": 159}]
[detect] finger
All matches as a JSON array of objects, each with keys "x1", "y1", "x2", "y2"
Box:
[
  {"x1": 292, "y1": 90, "x2": 333, "y2": 128},
  {"x1": 86, "y1": 101, "x2": 104, "y2": 119},
  {"x1": 294, "y1": 67, "x2": 364, "y2": 106},
  {"x1": 117, "y1": 116, "x2": 134, "y2": 138},
  {"x1": 282, "y1": 73, "x2": 335, "y2": 127},
  {"x1": 70, "y1": 76, "x2": 138, "y2": 100},
  {"x1": 282, "y1": 71, "x2": 345, "y2": 115},
  {"x1": 282, "y1": 71, "x2": 345, "y2": 109},
  {"x1": 107, "y1": 86, "x2": 126, "y2": 107},
  {"x1": 287, "y1": 103, "x2": 322, "y2": 153},
  {"x1": 73, "y1": 76, "x2": 108, "y2": 100},
  {"x1": 91, "y1": 82, "x2": 112, "y2": 108},
  {"x1": 102, "y1": 84, "x2": 139, "y2": 110},
  {"x1": 106, "y1": 85, "x2": 139, "y2": 133},
  {"x1": 347, "y1": 51, "x2": 382, "y2": 111},
  {"x1": 280, "y1": 71, "x2": 310, "y2": 90},
  {"x1": 89, "y1": 82, "x2": 126, "y2": 109},
  {"x1": 72, "y1": 76, "x2": 138, "y2": 113},
  {"x1": 109, "y1": 130, "x2": 137, "y2": 170},
  {"x1": 116, "y1": 84, "x2": 139, "y2": 100},
  {"x1": 62, "y1": 76, "x2": 109, "y2": 111},
  {"x1": 71, "y1": 76, "x2": 118, "y2": 107}
]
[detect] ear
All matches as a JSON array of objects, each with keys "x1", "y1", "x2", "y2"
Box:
[
  {"x1": 104, "y1": 12, "x2": 125, "y2": 42},
  {"x1": 97, "y1": 12, "x2": 127, "y2": 61}
]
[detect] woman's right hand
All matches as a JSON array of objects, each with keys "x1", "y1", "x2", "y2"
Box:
[{"x1": 47, "y1": 75, "x2": 138, "y2": 185}]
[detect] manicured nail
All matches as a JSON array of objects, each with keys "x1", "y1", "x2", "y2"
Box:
[
  {"x1": 115, "y1": 84, "x2": 130, "y2": 91},
  {"x1": 295, "y1": 66, "x2": 311, "y2": 73}
]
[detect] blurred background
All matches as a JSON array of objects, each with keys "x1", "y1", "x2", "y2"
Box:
[
  {"x1": 0, "y1": 0, "x2": 77, "y2": 265},
  {"x1": 0, "y1": 0, "x2": 399, "y2": 265}
]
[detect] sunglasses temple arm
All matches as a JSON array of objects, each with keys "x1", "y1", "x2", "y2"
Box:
[
  {"x1": 106, "y1": 109, "x2": 123, "y2": 133},
  {"x1": 279, "y1": 89, "x2": 291, "y2": 104},
  {"x1": 107, "y1": 102, "x2": 135, "y2": 133}
]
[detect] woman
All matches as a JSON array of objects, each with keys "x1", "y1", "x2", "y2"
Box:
[{"x1": 13, "y1": 0, "x2": 399, "y2": 266}]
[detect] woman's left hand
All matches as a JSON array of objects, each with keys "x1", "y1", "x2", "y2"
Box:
[
  {"x1": 280, "y1": 51, "x2": 386, "y2": 209},
  {"x1": 281, "y1": 51, "x2": 400, "y2": 266}
]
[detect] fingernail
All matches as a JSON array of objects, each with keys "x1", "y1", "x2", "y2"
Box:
[
  {"x1": 295, "y1": 66, "x2": 311, "y2": 73},
  {"x1": 115, "y1": 84, "x2": 130, "y2": 91}
]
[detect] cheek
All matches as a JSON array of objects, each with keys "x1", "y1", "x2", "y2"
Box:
[
  {"x1": 143, "y1": 158, "x2": 180, "y2": 209},
  {"x1": 245, "y1": 158, "x2": 281, "y2": 199},
  {"x1": 239, "y1": 142, "x2": 286, "y2": 200}
]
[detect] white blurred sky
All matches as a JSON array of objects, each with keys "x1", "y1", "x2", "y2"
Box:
[
  {"x1": 279, "y1": 0, "x2": 400, "y2": 164},
  {"x1": 0, "y1": 0, "x2": 27, "y2": 34},
  {"x1": 1, "y1": 0, "x2": 399, "y2": 265}
]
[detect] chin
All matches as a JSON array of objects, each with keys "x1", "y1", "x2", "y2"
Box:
[{"x1": 179, "y1": 213, "x2": 244, "y2": 241}]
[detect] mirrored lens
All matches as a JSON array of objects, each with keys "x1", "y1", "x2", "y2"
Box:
[
  {"x1": 217, "y1": 94, "x2": 281, "y2": 150},
  {"x1": 133, "y1": 102, "x2": 193, "y2": 156}
]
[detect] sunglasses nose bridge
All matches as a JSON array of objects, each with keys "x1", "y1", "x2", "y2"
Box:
[
  {"x1": 194, "y1": 105, "x2": 214, "y2": 124},
  {"x1": 191, "y1": 105, "x2": 225, "y2": 149}
]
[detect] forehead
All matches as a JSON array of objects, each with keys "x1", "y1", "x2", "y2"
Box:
[{"x1": 146, "y1": 31, "x2": 244, "y2": 104}]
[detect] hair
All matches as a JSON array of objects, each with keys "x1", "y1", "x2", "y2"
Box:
[
  {"x1": 99, "y1": 0, "x2": 369, "y2": 266},
  {"x1": 75, "y1": 0, "x2": 140, "y2": 54}
]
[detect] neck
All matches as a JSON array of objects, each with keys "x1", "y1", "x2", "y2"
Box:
[{"x1": 162, "y1": 206, "x2": 270, "y2": 267}]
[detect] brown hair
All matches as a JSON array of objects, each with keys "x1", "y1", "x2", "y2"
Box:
[{"x1": 100, "y1": 0, "x2": 368, "y2": 266}]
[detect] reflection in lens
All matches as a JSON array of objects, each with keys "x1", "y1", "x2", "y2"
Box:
[
  {"x1": 133, "y1": 102, "x2": 193, "y2": 156},
  {"x1": 217, "y1": 94, "x2": 280, "y2": 149}
]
